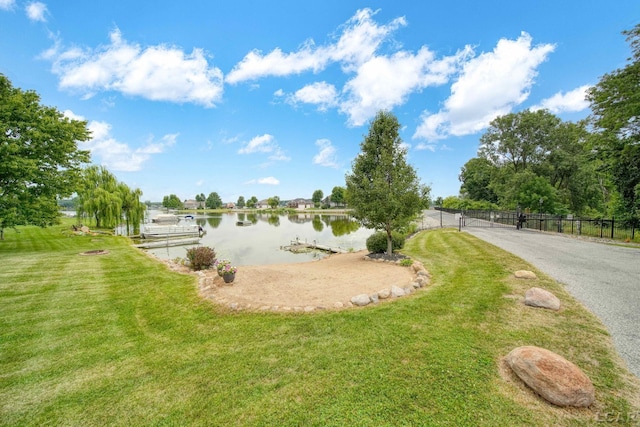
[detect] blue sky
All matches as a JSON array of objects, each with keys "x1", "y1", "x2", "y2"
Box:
[{"x1": 1, "y1": 1, "x2": 638, "y2": 203}]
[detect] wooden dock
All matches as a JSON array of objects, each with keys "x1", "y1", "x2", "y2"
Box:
[
  {"x1": 134, "y1": 237, "x2": 200, "y2": 249},
  {"x1": 281, "y1": 239, "x2": 347, "y2": 254}
]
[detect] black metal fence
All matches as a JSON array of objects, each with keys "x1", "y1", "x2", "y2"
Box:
[{"x1": 436, "y1": 208, "x2": 639, "y2": 242}]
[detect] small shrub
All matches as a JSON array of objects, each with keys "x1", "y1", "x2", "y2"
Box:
[
  {"x1": 399, "y1": 258, "x2": 413, "y2": 267},
  {"x1": 366, "y1": 231, "x2": 405, "y2": 253},
  {"x1": 186, "y1": 246, "x2": 216, "y2": 271}
]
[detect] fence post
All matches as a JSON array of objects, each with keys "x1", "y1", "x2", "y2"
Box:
[{"x1": 611, "y1": 216, "x2": 615, "y2": 239}]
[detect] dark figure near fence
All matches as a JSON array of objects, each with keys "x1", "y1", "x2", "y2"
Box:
[{"x1": 517, "y1": 214, "x2": 527, "y2": 230}]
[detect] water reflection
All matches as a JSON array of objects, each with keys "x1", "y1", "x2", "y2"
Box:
[
  {"x1": 312, "y1": 216, "x2": 324, "y2": 232},
  {"x1": 267, "y1": 214, "x2": 280, "y2": 227},
  {"x1": 145, "y1": 211, "x2": 372, "y2": 266}
]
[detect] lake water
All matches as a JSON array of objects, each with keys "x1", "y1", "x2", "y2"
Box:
[{"x1": 144, "y1": 212, "x2": 374, "y2": 266}]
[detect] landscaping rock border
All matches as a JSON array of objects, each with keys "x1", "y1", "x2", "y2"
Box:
[{"x1": 176, "y1": 254, "x2": 432, "y2": 313}]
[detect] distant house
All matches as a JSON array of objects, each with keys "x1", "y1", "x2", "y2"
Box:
[
  {"x1": 288, "y1": 198, "x2": 314, "y2": 210},
  {"x1": 323, "y1": 195, "x2": 346, "y2": 208},
  {"x1": 257, "y1": 199, "x2": 270, "y2": 209},
  {"x1": 225, "y1": 202, "x2": 235, "y2": 209},
  {"x1": 321, "y1": 196, "x2": 337, "y2": 208},
  {"x1": 183, "y1": 199, "x2": 200, "y2": 209}
]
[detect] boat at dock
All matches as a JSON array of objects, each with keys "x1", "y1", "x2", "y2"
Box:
[
  {"x1": 140, "y1": 224, "x2": 205, "y2": 239},
  {"x1": 151, "y1": 213, "x2": 181, "y2": 224},
  {"x1": 236, "y1": 220, "x2": 252, "y2": 226}
]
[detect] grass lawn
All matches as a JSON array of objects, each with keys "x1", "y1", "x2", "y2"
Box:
[{"x1": 0, "y1": 224, "x2": 638, "y2": 426}]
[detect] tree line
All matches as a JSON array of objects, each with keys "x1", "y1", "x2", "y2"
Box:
[
  {"x1": 447, "y1": 24, "x2": 640, "y2": 222},
  {"x1": 163, "y1": 186, "x2": 349, "y2": 210}
]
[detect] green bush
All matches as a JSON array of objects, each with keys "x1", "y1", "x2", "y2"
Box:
[
  {"x1": 185, "y1": 246, "x2": 216, "y2": 271},
  {"x1": 366, "y1": 231, "x2": 405, "y2": 253}
]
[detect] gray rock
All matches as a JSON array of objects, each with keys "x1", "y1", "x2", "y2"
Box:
[
  {"x1": 416, "y1": 276, "x2": 429, "y2": 286},
  {"x1": 351, "y1": 294, "x2": 371, "y2": 306},
  {"x1": 369, "y1": 293, "x2": 379, "y2": 304},
  {"x1": 417, "y1": 270, "x2": 430, "y2": 277},
  {"x1": 304, "y1": 306, "x2": 316, "y2": 312},
  {"x1": 411, "y1": 281, "x2": 420, "y2": 289},
  {"x1": 525, "y1": 287, "x2": 561, "y2": 311},
  {"x1": 378, "y1": 288, "x2": 391, "y2": 299},
  {"x1": 391, "y1": 285, "x2": 405, "y2": 297},
  {"x1": 333, "y1": 301, "x2": 344, "y2": 309},
  {"x1": 505, "y1": 346, "x2": 595, "y2": 407},
  {"x1": 403, "y1": 286, "x2": 414, "y2": 294}
]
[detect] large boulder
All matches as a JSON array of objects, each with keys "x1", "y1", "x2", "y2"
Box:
[
  {"x1": 525, "y1": 287, "x2": 561, "y2": 311},
  {"x1": 505, "y1": 346, "x2": 595, "y2": 407}
]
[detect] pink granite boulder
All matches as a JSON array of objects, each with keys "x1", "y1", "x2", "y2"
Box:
[
  {"x1": 525, "y1": 287, "x2": 561, "y2": 311},
  {"x1": 506, "y1": 346, "x2": 595, "y2": 407}
]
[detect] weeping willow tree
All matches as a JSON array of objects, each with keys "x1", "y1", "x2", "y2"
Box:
[
  {"x1": 119, "y1": 183, "x2": 144, "y2": 235},
  {"x1": 76, "y1": 165, "x2": 144, "y2": 234}
]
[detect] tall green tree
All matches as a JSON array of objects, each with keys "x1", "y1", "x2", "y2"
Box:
[
  {"x1": 345, "y1": 111, "x2": 422, "y2": 255},
  {"x1": 246, "y1": 196, "x2": 258, "y2": 209},
  {"x1": 195, "y1": 193, "x2": 206, "y2": 209},
  {"x1": 162, "y1": 194, "x2": 183, "y2": 209},
  {"x1": 312, "y1": 189, "x2": 324, "y2": 207},
  {"x1": 459, "y1": 157, "x2": 499, "y2": 203},
  {"x1": 267, "y1": 196, "x2": 280, "y2": 209},
  {"x1": 205, "y1": 192, "x2": 222, "y2": 209},
  {"x1": 587, "y1": 24, "x2": 640, "y2": 219},
  {"x1": 118, "y1": 183, "x2": 145, "y2": 235},
  {"x1": 76, "y1": 166, "x2": 121, "y2": 228},
  {"x1": 236, "y1": 196, "x2": 245, "y2": 208},
  {"x1": 0, "y1": 74, "x2": 90, "y2": 239},
  {"x1": 478, "y1": 109, "x2": 561, "y2": 173},
  {"x1": 330, "y1": 186, "x2": 346, "y2": 206}
]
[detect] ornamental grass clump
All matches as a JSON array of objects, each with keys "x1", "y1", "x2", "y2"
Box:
[{"x1": 185, "y1": 246, "x2": 216, "y2": 271}]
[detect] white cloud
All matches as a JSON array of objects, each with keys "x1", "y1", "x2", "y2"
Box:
[
  {"x1": 312, "y1": 139, "x2": 338, "y2": 168},
  {"x1": 238, "y1": 134, "x2": 276, "y2": 154},
  {"x1": 227, "y1": 7, "x2": 474, "y2": 127},
  {"x1": 238, "y1": 133, "x2": 290, "y2": 161},
  {"x1": 245, "y1": 177, "x2": 280, "y2": 185},
  {"x1": 64, "y1": 111, "x2": 177, "y2": 171},
  {"x1": 48, "y1": 28, "x2": 224, "y2": 106},
  {"x1": 531, "y1": 84, "x2": 591, "y2": 114},
  {"x1": 415, "y1": 142, "x2": 436, "y2": 152},
  {"x1": 413, "y1": 32, "x2": 555, "y2": 141},
  {"x1": 289, "y1": 82, "x2": 338, "y2": 111},
  {"x1": 341, "y1": 46, "x2": 472, "y2": 126},
  {"x1": 225, "y1": 8, "x2": 405, "y2": 84},
  {"x1": 0, "y1": 0, "x2": 16, "y2": 10},
  {"x1": 25, "y1": 1, "x2": 46, "y2": 21}
]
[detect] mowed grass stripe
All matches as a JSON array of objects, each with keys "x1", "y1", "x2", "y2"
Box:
[{"x1": 0, "y1": 224, "x2": 638, "y2": 426}]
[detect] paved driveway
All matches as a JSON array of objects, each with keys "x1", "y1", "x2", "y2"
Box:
[
  {"x1": 422, "y1": 209, "x2": 640, "y2": 376},
  {"x1": 456, "y1": 224, "x2": 640, "y2": 378}
]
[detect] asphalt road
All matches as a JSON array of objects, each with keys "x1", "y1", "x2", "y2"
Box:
[{"x1": 439, "y1": 216, "x2": 640, "y2": 378}]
